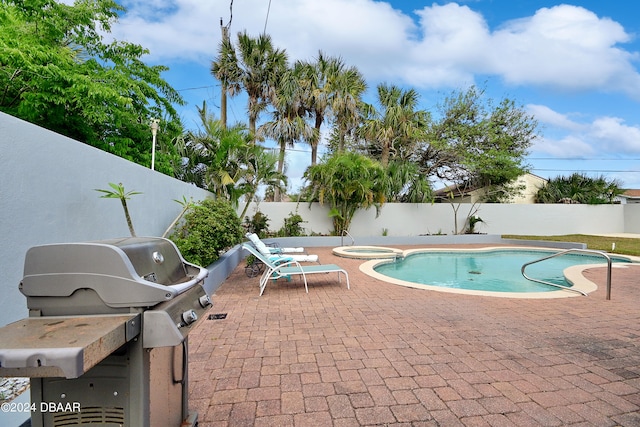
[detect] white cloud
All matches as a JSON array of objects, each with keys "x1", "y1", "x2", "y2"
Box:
[
  {"x1": 108, "y1": 1, "x2": 640, "y2": 98},
  {"x1": 527, "y1": 104, "x2": 584, "y2": 132},
  {"x1": 530, "y1": 105, "x2": 640, "y2": 157},
  {"x1": 590, "y1": 117, "x2": 640, "y2": 153},
  {"x1": 533, "y1": 134, "x2": 594, "y2": 158},
  {"x1": 487, "y1": 5, "x2": 640, "y2": 96}
]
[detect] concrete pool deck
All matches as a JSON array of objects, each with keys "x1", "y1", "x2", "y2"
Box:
[{"x1": 188, "y1": 244, "x2": 640, "y2": 426}]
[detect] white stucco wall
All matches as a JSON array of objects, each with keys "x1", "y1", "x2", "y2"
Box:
[
  {"x1": 241, "y1": 202, "x2": 628, "y2": 237},
  {"x1": 624, "y1": 204, "x2": 640, "y2": 233},
  {"x1": 0, "y1": 112, "x2": 212, "y2": 324}
]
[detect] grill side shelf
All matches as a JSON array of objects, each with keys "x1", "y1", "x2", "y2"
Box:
[{"x1": 0, "y1": 313, "x2": 140, "y2": 379}]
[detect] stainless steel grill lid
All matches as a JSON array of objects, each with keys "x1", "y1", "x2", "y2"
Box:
[{"x1": 20, "y1": 237, "x2": 208, "y2": 308}]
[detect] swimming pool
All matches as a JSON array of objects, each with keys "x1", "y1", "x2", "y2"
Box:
[{"x1": 360, "y1": 247, "x2": 635, "y2": 298}]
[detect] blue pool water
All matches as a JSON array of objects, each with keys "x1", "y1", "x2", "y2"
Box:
[{"x1": 374, "y1": 249, "x2": 630, "y2": 293}]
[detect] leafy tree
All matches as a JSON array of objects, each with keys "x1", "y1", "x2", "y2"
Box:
[
  {"x1": 0, "y1": 0, "x2": 184, "y2": 172},
  {"x1": 420, "y1": 86, "x2": 537, "y2": 233},
  {"x1": 535, "y1": 173, "x2": 623, "y2": 204},
  {"x1": 422, "y1": 86, "x2": 535, "y2": 194},
  {"x1": 304, "y1": 151, "x2": 388, "y2": 234}
]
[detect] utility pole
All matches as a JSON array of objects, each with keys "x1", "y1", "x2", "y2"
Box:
[
  {"x1": 220, "y1": 18, "x2": 229, "y2": 129},
  {"x1": 219, "y1": 0, "x2": 233, "y2": 129}
]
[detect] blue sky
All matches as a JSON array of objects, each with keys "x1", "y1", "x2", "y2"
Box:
[{"x1": 105, "y1": 0, "x2": 640, "y2": 192}]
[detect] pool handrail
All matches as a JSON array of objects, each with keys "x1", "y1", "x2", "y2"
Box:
[
  {"x1": 521, "y1": 249, "x2": 612, "y2": 299},
  {"x1": 340, "y1": 230, "x2": 355, "y2": 247}
]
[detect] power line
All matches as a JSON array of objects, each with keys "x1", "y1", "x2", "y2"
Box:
[
  {"x1": 532, "y1": 168, "x2": 640, "y2": 173},
  {"x1": 176, "y1": 85, "x2": 215, "y2": 92},
  {"x1": 530, "y1": 157, "x2": 640, "y2": 161}
]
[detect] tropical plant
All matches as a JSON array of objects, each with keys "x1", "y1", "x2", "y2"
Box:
[
  {"x1": 236, "y1": 146, "x2": 287, "y2": 218},
  {"x1": 304, "y1": 151, "x2": 388, "y2": 234},
  {"x1": 535, "y1": 173, "x2": 623, "y2": 204},
  {"x1": 297, "y1": 52, "x2": 366, "y2": 164},
  {"x1": 172, "y1": 103, "x2": 250, "y2": 200},
  {"x1": 359, "y1": 83, "x2": 430, "y2": 166},
  {"x1": 172, "y1": 103, "x2": 285, "y2": 211},
  {"x1": 277, "y1": 212, "x2": 306, "y2": 237},
  {"x1": 467, "y1": 215, "x2": 484, "y2": 234},
  {"x1": 211, "y1": 31, "x2": 288, "y2": 142},
  {"x1": 259, "y1": 66, "x2": 315, "y2": 201},
  {"x1": 385, "y1": 160, "x2": 433, "y2": 203},
  {"x1": 244, "y1": 211, "x2": 270, "y2": 238},
  {"x1": 95, "y1": 183, "x2": 141, "y2": 237},
  {"x1": 169, "y1": 198, "x2": 244, "y2": 266}
]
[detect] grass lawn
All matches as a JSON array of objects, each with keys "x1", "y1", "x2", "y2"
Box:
[{"x1": 502, "y1": 234, "x2": 640, "y2": 257}]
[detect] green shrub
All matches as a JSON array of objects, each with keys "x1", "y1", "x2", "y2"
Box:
[
  {"x1": 244, "y1": 211, "x2": 270, "y2": 238},
  {"x1": 277, "y1": 212, "x2": 305, "y2": 237},
  {"x1": 170, "y1": 198, "x2": 243, "y2": 266}
]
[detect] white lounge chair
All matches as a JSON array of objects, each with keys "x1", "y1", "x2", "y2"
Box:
[
  {"x1": 242, "y1": 244, "x2": 350, "y2": 296},
  {"x1": 245, "y1": 233, "x2": 318, "y2": 263}
]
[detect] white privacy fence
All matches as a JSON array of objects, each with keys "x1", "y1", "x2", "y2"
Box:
[
  {"x1": 2, "y1": 111, "x2": 639, "y2": 326},
  {"x1": 239, "y1": 201, "x2": 640, "y2": 237}
]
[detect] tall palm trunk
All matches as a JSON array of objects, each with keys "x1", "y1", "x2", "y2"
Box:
[{"x1": 274, "y1": 141, "x2": 287, "y2": 201}]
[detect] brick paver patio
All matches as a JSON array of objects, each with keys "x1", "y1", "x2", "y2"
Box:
[{"x1": 188, "y1": 245, "x2": 640, "y2": 426}]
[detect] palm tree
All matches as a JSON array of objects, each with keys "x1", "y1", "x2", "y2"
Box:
[
  {"x1": 173, "y1": 102, "x2": 249, "y2": 202},
  {"x1": 211, "y1": 34, "x2": 242, "y2": 129},
  {"x1": 259, "y1": 67, "x2": 316, "y2": 201},
  {"x1": 237, "y1": 146, "x2": 287, "y2": 218},
  {"x1": 236, "y1": 31, "x2": 288, "y2": 142},
  {"x1": 330, "y1": 65, "x2": 367, "y2": 153},
  {"x1": 385, "y1": 160, "x2": 433, "y2": 203},
  {"x1": 536, "y1": 173, "x2": 623, "y2": 204},
  {"x1": 296, "y1": 52, "x2": 365, "y2": 164},
  {"x1": 304, "y1": 151, "x2": 388, "y2": 234},
  {"x1": 359, "y1": 83, "x2": 429, "y2": 166},
  {"x1": 211, "y1": 31, "x2": 287, "y2": 141}
]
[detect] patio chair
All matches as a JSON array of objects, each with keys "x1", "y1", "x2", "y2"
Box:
[
  {"x1": 245, "y1": 233, "x2": 319, "y2": 263},
  {"x1": 242, "y1": 244, "x2": 350, "y2": 296}
]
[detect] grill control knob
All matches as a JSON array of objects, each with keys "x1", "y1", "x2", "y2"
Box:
[
  {"x1": 181, "y1": 310, "x2": 198, "y2": 325},
  {"x1": 199, "y1": 294, "x2": 212, "y2": 308}
]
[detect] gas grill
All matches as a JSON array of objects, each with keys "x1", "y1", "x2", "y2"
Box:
[{"x1": 0, "y1": 237, "x2": 212, "y2": 427}]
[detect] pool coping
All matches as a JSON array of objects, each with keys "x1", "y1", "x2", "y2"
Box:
[
  {"x1": 358, "y1": 246, "x2": 640, "y2": 299},
  {"x1": 332, "y1": 245, "x2": 404, "y2": 259}
]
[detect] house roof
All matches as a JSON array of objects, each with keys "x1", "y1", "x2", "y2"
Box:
[
  {"x1": 621, "y1": 189, "x2": 640, "y2": 199},
  {"x1": 433, "y1": 173, "x2": 547, "y2": 197}
]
